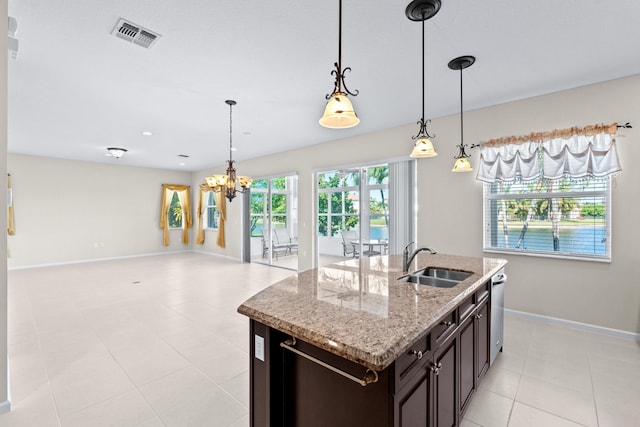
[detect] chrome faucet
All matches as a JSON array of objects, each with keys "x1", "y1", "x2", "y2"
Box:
[{"x1": 402, "y1": 242, "x2": 437, "y2": 273}]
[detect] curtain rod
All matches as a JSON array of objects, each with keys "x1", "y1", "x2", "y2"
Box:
[{"x1": 481, "y1": 122, "x2": 627, "y2": 148}]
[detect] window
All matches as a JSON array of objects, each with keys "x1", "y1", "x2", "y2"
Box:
[
  {"x1": 479, "y1": 124, "x2": 620, "y2": 261},
  {"x1": 168, "y1": 191, "x2": 183, "y2": 229},
  {"x1": 317, "y1": 171, "x2": 360, "y2": 237},
  {"x1": 484, "y1": 177, "x2": 611, "y2": 260},
  {"x1": 160, "y1": 184, "x2": 191, "y2": 246},
  {"x1": 205, "y1": 191, "x2": 219, "y2": 229}
]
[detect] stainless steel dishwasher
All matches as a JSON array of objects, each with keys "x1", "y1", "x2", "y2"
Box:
[{"x1": 490, "y1": 269, "x2": 507, "y2": 364}]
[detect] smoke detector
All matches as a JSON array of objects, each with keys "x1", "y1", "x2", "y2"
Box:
[{"x1": 111, "y1": 18, "x2": 161, "y2": 49}]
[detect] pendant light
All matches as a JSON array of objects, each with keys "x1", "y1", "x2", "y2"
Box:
[
  {"x1": 406, "y1": 0, "x2": 441, "y2": 158},
  {"x1": 448, "y1": 55, "x2": 477, "y2": 172},
  {"x1": 205, "y1": 100, "x2": 252, "y2": 202},
  {"x1": 319, "y1": 0, "x2": 359, "y2": 129}
]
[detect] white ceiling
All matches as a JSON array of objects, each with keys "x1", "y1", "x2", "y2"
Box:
[{"x1": 7, "y1": 0, "x2": 640, "y2": 172}]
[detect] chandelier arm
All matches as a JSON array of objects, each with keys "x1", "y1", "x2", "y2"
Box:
[
  {"x1": 412, "y1": 118, "x2": 435, "y2": 140},
  {"x1": 339, "y1": 67, "x2": 359, "y2": 97}
]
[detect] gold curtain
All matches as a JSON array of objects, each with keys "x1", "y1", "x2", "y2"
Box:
[
  {"x1": 160, "y1": 184, "x2": 192, "y2": 246},
  {"x1": 196, "y1": 184, "x2": 208, "y2": 245},
  {"x1": 483, "y1": 123, "x2": 618, "y2": 148},
  {"x1": 213, "y1": 188, "x2": 226, "y2": 248},
  {"x1": 195, "y1": 184, "x2": 227, "y2": 248},
  {"x1": 8, "y1": 174, "x2": 15, "y2": 235}
]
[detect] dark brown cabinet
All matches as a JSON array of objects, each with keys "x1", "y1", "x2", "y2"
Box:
[
  {"x1": 476, "y1": 298, "x2": 490, "y2": 382},
  {"x1": 458, "y1": 312, "x2": 475, "y2": 413},
  {"x1": 395, "y1": 365, "x2": 431, "y2": 427},
  {"x1": 433, "y1": 332, "x2": 457, "y2": 427},
  {"x1": 249, "y1": 280, "x2": 494, "y2": 427}
]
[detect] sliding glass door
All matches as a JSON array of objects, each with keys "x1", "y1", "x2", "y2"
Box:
[
  {"x1": 317, "y1": 162, "x2": 414, "y2": 267},
  {"x1": 250, "y1": 174, "x2": 298, "y2": 270}
]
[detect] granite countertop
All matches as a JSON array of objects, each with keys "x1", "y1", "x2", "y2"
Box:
[{"x1": 238, "y1": 253, "x2": 507, "y2": 371}]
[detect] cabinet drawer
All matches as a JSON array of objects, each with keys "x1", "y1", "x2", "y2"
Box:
[
  {"x1": 459, "y1": 294, "x2": 476, "y2": 322},
  {"x1": 432, "y1": 311, "x2": 457, "y2": 348},
  {"x1": 476, "y1": 281, "x2": 489, "y2": 304},
  {"x1": 395, "y1": 334, "x2": 430, "y2": 387}
]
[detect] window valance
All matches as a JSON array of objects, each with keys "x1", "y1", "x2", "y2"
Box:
[{"x1": 476, "y1": 123, "x2": 621, "y2": 183}]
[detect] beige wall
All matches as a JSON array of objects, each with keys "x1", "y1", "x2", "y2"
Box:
[
  {"x1": 1, "y1": 0, "x2": 9, "y2": 410},
  {"x1": 7, "y1": 155, "x2": 193, "y2": 268},
  {"x1": 196, "y1": 74, "x2": 639, "y2": 334},
  {"x1": 5, "y1": 75, "x2": 638, "y2": 335}
]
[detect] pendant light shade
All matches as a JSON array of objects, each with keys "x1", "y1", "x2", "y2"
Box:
[
  {"x1": 406, "y1": 0, "x2": 441, "y2": 158},
  {"x1": 452, "y1": 156, "x2": 473, "y2": 172},
  {"x1": 448, "y1": 55, "x2": 476, "y2": 172},
  {"x1": 320, "y1": 92, "x2": 359, "y2": 128},
  {"x1": 319, "y1": 0, "x2": 359, "y2": 129},
  {"x1": 411, "y1": 136, "x2": 437, "y2": 158},
  {"x1": 204, "y1": 100, "x2": 252, "y2": 202}
]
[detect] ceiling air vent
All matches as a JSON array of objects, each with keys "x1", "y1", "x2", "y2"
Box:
[{"x1": 111, "y1": 18, "x2": 161, "y2": 49}]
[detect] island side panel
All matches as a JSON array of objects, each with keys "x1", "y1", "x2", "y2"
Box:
[
  {"x1": 250, "y1": 320, "x2": 287, "y2": 427},
  {"x1": 281, "y1": 337, "x2": 392, "y2": 427}
]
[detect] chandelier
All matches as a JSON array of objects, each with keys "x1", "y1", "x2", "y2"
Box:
[{"x1": 205, "y1": 100, "x2": 252, "y2": 202}]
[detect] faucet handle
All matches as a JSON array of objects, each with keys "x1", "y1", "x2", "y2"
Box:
[{"x1": 404, "y1": 241, "x2": 415, "y2": 252}]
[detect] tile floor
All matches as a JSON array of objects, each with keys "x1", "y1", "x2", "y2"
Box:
[{"x1": 2, "y1": 253, "x2": 639, "y2": 426}]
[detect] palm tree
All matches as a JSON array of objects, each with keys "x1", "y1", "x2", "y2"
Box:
[{"x1": 369, "y1": 166, "x2": 389, "y2": 226}]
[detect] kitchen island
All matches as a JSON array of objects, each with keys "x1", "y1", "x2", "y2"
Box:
[{"x1": 238, "y1": 253, "x2": 507, "y2": 427}]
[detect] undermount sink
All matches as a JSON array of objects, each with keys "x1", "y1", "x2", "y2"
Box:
[{"x1": 399, "y1": 268, "x2": 472, "y2": 288}]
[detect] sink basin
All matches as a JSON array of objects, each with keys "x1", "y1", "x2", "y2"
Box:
[
  {"x1": 417, "y1": 268, "x2": 471, "y2": 282},
  {"x1": 398, "y1": 268, "x2": 472, "y2": 288}
]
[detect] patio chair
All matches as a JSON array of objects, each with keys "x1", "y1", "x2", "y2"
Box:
[
  {"x1": 273, "y1": 228, "x2": 298, "y2": 255},
  {"x1": 340, "y1": 230, "x2": 359, "y2": 258},
  {"x1": 261, "y1": 236, "x2": 269, "y2": 258}
]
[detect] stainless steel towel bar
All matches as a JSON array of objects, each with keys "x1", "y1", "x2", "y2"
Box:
[{"x1": 280, "y1": 337, "x2": 378, "y2": 387}]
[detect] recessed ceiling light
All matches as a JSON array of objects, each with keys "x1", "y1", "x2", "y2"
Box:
[
  {"x1": 179, "y1": 162, "x2": 185, "y2": 166},
  {"x1": 231, "y1": 147, "x2": 237, "y2": 151},
  {"x1": 141, "y1": 131, "x2": 153, "y2": 136}
]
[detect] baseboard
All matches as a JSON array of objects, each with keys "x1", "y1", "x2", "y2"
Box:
[
  {"x1": 0, "y1": 400, "x2": 11, "y2": 415},
  {"x1": 505, "y1": 308, "x2": 640, "y2": 341},
  {"x1": 7, "y1": 250, "x2": 192, "y2": 271},
  {"x1": 190, "y1": 249, "x2": 241, "y2": 262}
]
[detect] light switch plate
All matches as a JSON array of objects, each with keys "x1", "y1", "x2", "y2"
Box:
[{"x1": 255, "y1": 335, "x2": 265, "y2": 361}]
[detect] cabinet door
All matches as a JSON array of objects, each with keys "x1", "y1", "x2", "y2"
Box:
[
  {"x1": 433, "y1": 334, "x2": 457, "y2": 427},
  {"x1": 476, "y1": 299, "x2": 490, "y2": 381},
  {"x1": 395, "y1": 370, "x2": 430, "y2": 427},
  {"x1": 458, "y1": 314, "x2": 475, "y2": 414}
]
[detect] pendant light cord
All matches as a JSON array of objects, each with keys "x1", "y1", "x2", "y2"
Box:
[
  {"x1": 338, "y1": 0, "x2": 342, "y2": 77},
  {"x1": 229, "y1": 102, "x2": 233, "y2": 163},
  {"x1": 421, "y1": 15, "x2": 425, "y2": 122},
  {"x1": 459, "y1": 67, "x2": 463, "y2": 145}
]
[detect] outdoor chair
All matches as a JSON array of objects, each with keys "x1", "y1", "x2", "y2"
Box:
[
  {"x1": 340, "y1": 230, "x2": 359, "y2": 258},
  {"x1": 272, "y1": 228, "x2": 298, "y2": 255}
]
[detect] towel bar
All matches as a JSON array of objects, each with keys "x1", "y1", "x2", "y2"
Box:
[{"x1": 280, "y1": 337, "x2": 378, "y2": 387}]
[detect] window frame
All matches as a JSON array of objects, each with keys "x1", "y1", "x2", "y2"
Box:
[
  {"x1": 482, "y1": 177, "x2": 612, "y2": 262},
  {"x1": 167, "y1": 191, "x2": 183, "y2": 229},
  {"x1": 204, "y1": 191, "x2": 220, "y2": 230}
]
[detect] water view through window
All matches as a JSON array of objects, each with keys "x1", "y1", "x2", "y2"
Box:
[{"x1": 484, "y1": 177, "x2": 610, "y2": 259}]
